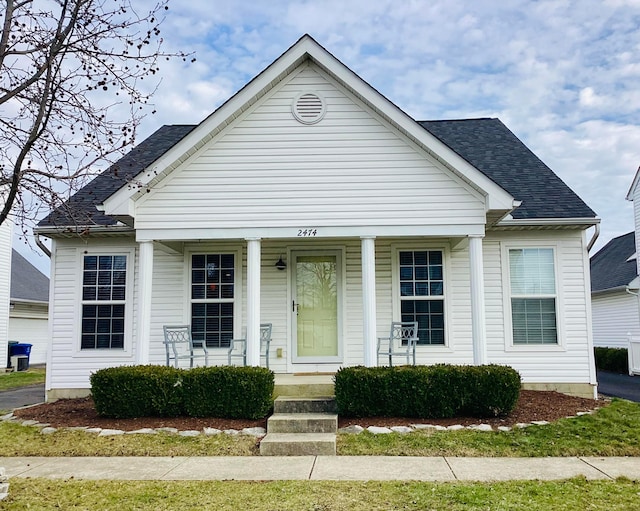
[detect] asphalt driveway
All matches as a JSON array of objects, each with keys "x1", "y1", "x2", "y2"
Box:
[
  {"x1": 597, "y1": 370, "x2": 640, "y2": 403},
  {"x1": 0, "y1": 383, "x2": 45, "y2": 411}
]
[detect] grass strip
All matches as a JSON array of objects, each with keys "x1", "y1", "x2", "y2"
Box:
[
  {"x1": 338, "y1": 399, "x2": 640, "y2": 457},
  {"x1": 0, "y1": 422, "x2": 257, "y2": 457},
  {"x1": 1, "y1": 478, "x2": 639, "y2": 510},
  {"x1": 0, "y1": 368, "x2": 45, "y2": 391}
]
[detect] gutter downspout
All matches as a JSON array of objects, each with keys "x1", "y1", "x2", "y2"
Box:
[
  {"x1": 35, "y1": 233, "x2": 51, "y2": 258},
  {"x1": 587, "y1": 223, "x2": 600, "y2": 252}
]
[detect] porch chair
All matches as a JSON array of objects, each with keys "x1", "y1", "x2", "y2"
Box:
[
  {"x1": 163, "y1": 325, "x2": 209, "y2": 368},
  {"x1": 227, "y1": 323, "x2": 273, "y2": 369},
  {"x1": 377, "y1": 321, "x2": 419, "y2": 367}
]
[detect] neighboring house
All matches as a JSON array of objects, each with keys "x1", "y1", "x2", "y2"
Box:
[
  {"x1": 0, "y1": 220, "x2": 11, "y2": 370},
  {"x1": 9, "y1": 249, "x2": 50, "y2": 365},
  {"x1": 590, "y1": 232, "x2": 639, "y2": 349},
  {"x1": 36, "y1": 35, "x2": 599, "y2": 400}
]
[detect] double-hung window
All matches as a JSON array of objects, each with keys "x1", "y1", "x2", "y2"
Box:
[
  {"x1": 190, "y1": 254, "x2": 235, "y2": 348},
  {"x1": 509, "y1": 248, "x2": 558, "y2": 345},
  {"x1": 81, "y1": 255, "x2": 127, "y2": 349},
  {"x1": 399, "y1": 250, "x2": 445, "y2": 345}
]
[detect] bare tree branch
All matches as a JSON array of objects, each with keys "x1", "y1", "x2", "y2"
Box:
[{"x1": 0, "y1": 0, "x2": 194, "y2": 233}]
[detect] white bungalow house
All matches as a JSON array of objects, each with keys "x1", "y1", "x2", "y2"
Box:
[{"x1": 36, "y1": 35, "x2": 599, "y2": 400}]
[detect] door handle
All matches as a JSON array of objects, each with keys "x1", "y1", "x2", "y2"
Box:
[{"x1": 292, "y1": 300, "x2": 298, "y2": 314}]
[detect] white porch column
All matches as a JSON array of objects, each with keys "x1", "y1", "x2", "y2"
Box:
[
  {"x1": 246, "y1": 238, "x2": 261, "y2": 366},
  {"x1": 361, "y1": 236, "x2": 377, "y2": 367},
  {"x1": 469, "y1": 235, "x2": 487, "y2": 365},
  {"x1": 136, "y1": 241, "x2": 154, "y2": 365}
]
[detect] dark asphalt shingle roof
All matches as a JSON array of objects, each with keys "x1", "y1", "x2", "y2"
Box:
[
  {"x1": 38, "y1": 125, "x2": 195, "y2": 227},
  {"x1": 11, "y1": 249, "x2": 50, "y2": 302},
  {"x1": 420, "y1": 119, "x2": 596, "y2": 219},
  {"x1": 38, "y1": 118, "x2": 595, "y2": 228},
  {"x1": 590, "y1": 232, "x2": 638, "y2": 292}
]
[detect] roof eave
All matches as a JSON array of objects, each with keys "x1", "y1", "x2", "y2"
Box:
[
  {"x1": 626, "y1": 165, "x2": 640, "y2": 200},
  {"x1": 495, "y1": 216, "x2": 600, "y2": 228},
  {"x1": 34, "y1": 224, "x2": 135, "y2": 238}
]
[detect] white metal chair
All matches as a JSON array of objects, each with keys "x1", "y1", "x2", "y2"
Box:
[
  {"x1": 163, "y1": 325, "x2": 209, "y2": 368},
  {"x1": 377, "y1": 321, "x2": 419, "y2": 367},
  {"x1": 227, "y1": 323, "x2": 273, "y2": 368}
]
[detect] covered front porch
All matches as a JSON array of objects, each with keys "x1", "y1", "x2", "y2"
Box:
[{"x1": 133, "y1": 232, "x2": 490, "y2": 373}]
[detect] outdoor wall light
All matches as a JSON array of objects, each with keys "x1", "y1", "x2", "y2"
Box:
[{"x1": 275, "y1": 255, "x2": 286, "y2": 270}]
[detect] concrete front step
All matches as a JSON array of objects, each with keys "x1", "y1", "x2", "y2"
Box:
[
  {"x1": 260, "y1": 433, "x2": 336, "y2": 456},
  {"x1": 273, "y1": 396, "x2": 337, "y2": 414},
  {"x1": 267, "y1": 413, "x2": 337, "y2": 434}
]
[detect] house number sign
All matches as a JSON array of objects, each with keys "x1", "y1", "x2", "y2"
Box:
[{"x1": 297, "y1": 228, "x2": 318, "y2": 237}]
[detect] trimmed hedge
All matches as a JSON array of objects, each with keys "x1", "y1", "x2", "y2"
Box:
[
  {"x1": 90, "y1": 365, "x2": 274, "y2": 419},
  {"x1": 182, "y1": 366, "x2": 274, "y2": 419},
  {"x1": 334, "y1": 364, "x2": 521, "y2": 419},
  {"x1": 594, "y1": 347, "x2": 629, "y2": 374}
]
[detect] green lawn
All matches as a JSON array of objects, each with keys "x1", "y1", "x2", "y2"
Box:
[
  {"x1": 0, "y1": 368, "x2": 45, "y2": 392},
  {"x1": 338, "y1": 399, "x2": 640, "y2": 457},
  {"x1": 1, "y1": 478, "x2": 638, "y2": 510},
  {"x1": 1, "y1": 398, "x2": 639, "y2": 458}
]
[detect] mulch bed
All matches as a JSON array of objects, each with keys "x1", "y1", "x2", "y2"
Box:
[{"x1": 13, "y1": 390, "x2": 606, "y2": 431}]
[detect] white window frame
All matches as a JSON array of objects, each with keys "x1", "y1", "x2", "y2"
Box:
[
  {"x1": 185, "y1": 247, "x2": 242, "y2": 349},
  {"x1": 73, "y1": 247, "x2": 135, "y2": 358},
  {"x1": 391, "y1": 243, "x2": 452, "y2": 351},
  {"x1": 501, "y1": 242, "x2": 566, "y2": 351}
]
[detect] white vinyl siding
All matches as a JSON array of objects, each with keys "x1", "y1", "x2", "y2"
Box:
[
  {"x1": 592, "y1": 291, "x2": 640, "y2": 349},
  {"x1": 47, "y1": 239, "x2": 137, "y2": 391},
  {"x1": 0, "y1": 220, "x2": 11, "y2": 368},
  {"x1": 9, "y1": 303, "x2": 49, "y2": 365},
  {"x1": 634, "y1": 185, "x2": 640, "y2": 276},
  {"x1": 135, "y1": 64, "x2": 485, "y2": 232},
  {"x1": 485, "y1": 230, "x2": 592, "y2": 384}
]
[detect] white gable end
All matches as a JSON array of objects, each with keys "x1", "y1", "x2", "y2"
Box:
[{"x1": 134, "y1": 64, "x2": 486, "y2": 239}]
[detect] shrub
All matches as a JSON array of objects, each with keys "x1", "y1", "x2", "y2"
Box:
[
  {"x1": 182, "y1": 366, "x2": 274, "y2": 419},
  {"x1": 90, "y1": 365, "x2": 184, "y2": 418},
  {"x1": 90, "y1": 365, "x2": 274, "y2": 419},
  {"x1": 335, "y1": 364, "x2": 521, "y2": 419},
  {"x1": 594, "y1": 347, "x2": 629, "y2": 374}
]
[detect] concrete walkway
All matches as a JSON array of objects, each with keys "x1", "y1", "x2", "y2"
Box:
[{"x1": 2, "y1": 456, "x2": 640, "y2": 481}]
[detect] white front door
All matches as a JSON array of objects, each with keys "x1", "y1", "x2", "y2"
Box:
[{"x1": 292, "y1": 250, "x2": 342, "y2": 363}]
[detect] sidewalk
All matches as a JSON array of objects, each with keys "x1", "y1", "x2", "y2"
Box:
[{"x1": 2, "y1": 456, "x2": 640, "y2": 481}]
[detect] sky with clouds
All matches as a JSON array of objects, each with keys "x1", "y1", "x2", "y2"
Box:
[{"x1": 15, "y1": 0, "x2": 640, "y2": 274}]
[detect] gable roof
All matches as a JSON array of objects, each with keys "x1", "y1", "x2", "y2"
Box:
[
  {"x1": 590, "y1": 231, "x2": 637, "y2": 292},
  {"x1": 10, "y1": 250, "x2": 49, "y2": 303},
  {"x1": 37, "y1": 35, "x2": 596, "y2": 230},
  {"x1": 420, "y1": 119, "x2": 595, "y2": 220}
]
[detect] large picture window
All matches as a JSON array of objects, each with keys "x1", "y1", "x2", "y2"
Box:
[
  {"x1": 81, "y1": 255, "x2": 127, "y2": 349},
  {"x1": 191, "y1": 254, "x2": 235, "y2": 348},
  {"x1": 509, "y1": 248, "x2": 558, "y2": 345},
  {"x1": 399, "y1": 250, "x2": 445, "y2": 345}
]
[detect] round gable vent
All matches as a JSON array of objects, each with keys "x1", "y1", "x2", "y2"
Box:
[{"x1": 292, "y1": 92, "x2": 326, "y2": 124}]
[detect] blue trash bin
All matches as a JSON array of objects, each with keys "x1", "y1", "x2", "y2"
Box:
[{"x1": 9, "y1": 343, "x2": 32, "y2": 370}]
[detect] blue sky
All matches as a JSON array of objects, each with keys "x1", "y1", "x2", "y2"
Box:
[{"x1": 16, "y1": 0, "x2": 640, "y2": 274}]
